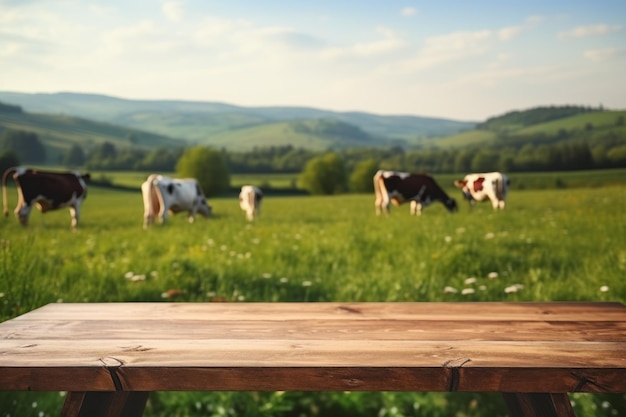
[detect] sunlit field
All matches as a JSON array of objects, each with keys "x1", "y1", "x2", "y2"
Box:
[{"x1": 1, "y1": 178, "x2": 625, "y2": 417}]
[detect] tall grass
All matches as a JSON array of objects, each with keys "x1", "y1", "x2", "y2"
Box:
[{"x1": 0, "y1": 182, "x2": 625, "y2": 417}]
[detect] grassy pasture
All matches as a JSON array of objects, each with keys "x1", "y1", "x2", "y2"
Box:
[
  {"x1": 0, "y1": 179, "x2": 625, "y2": 416},
  {"x1": 88, "y1": 168, "x2": 626, "y2": 193}
]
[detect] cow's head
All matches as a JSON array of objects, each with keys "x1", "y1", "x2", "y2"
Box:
[
  {"x1": 15, "y1": 205, "x2": 32, "y2": 226},
  {"x1": 198, "y1": 198, "x2": 212, "y2": 217},
  {"x1": 444, "y1": 198, "x2": 458, "y2": 213},
  {"x1": 453, "y1": 179, "x2": 474, "y2": 201}
]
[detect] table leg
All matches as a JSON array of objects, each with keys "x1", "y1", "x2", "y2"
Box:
[
  {"x1": 502, "y1": 393, "x2": 575, "y2": 417},
  {"x1": 61, "y1": 391, "x2": 149, "y2": 417}
]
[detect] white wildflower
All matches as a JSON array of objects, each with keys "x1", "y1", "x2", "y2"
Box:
[
  {"x1": 124, "y1": 271, "x2": 134, "y2": 279},
  {"x1": 487, "y1": 272, "x2": 499, "y2": 279},
  {"x1": 302, "y1": 281, "x2": 312, "y2": 287},
  {"x1": 131, "y1": 274, "x2": 146, "y2": 282},
  {"x1": 444, "y1": 236, "x2": 452, "y2": 243},
  {"x1": 150, "y1": 271, "x2": 158, "y2": 278},
  {"x1": 485, "y1": 232, "x2": 495, "y2": 239},
  {"x1": 464, "y1": 277, "x2": 477, "y2": 285},
  {"x1": 462, "y1": 288, "x2": 475, "y2": 295},
  {"x1": 600, "y1": 286, "x2": 609, "y2": 292},
  {"x1": 443, "y1": 286, "x2": 458, "y2": 294},
  {"x1": 478, "y1": 285, "x2": 487, "y2": 291},
  {"x1": 0, "y1": 292, "x2": 4, "y2": 298},
  {"x1": 280, "y1": 277, "x2": 289, "y2": 283},
  {"x1": 262, "y1": 273, "x2": 272, "y2": 279},
  {"x1": 504, "y1": 284, "x2": 524, "y2": 294}
]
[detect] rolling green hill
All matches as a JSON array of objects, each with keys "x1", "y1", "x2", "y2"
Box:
[
  {"x1": 1, "y1": 92, "x2": 625, "y2": 161},
  {"x1": 0, "y1": 92, "x2": 476, "y2": 147},
  {"x1": 433, "y1": 108, "x2": 626, "y2": 149},
  {"x1": 0, "y1": 109, "x2": 186, "y2": 162}
]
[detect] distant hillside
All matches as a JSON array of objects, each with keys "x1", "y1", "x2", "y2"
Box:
[
  {"x1": 0, "y1": 92, "x2": 477, "y2": 148},
  {"x1": 478, "y1": 105, "x2": 598, "y2": 132},
  {"x1": 433, "y1": 106, "x2": 626, "y2": 150},
  {"x1": 0, "y1": 107, "x2": 185, "y2": 163}
]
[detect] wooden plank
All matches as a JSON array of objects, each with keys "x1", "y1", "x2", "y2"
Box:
[
  {"x1": 12, "y1": 302, "x2": 626, "y2": 322},
  {"x1": 1, "y1": 302, "x2": 624, "y2": 395},
  {"x1": 1, "y1": 339, "x2": 624, "y2": 368},
  {"x1": 2, "y1": 319, "x2": 624, "y2": 342},
  {"x1": 1, "y1": 339, "x2": 625, "y2": 391}
]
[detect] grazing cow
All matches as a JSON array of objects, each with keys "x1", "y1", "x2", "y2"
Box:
[
  {"x1": 454, "y1": 172, "x2": 509, "y2": 210},
  {"x1": 239, "y1": 185, "x2": 263, "y2": 221},
  {"x1": 2, "y1": 166, "x2": 90, "y2": 229},
  {"x1": 373, "y1": 170, "x2": 458, "y2": 215},
  {"x1": 141, "y1": 174, "x2": 212, "y2": 228}
]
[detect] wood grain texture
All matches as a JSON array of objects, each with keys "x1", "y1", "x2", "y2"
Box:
[{"x1": 1, "y1": 302, "x2": 625, "y2": 393}]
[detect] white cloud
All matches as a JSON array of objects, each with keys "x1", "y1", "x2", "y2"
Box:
[
  {"x1": 320, "y1": 26, "x2": 406, "y2": 59},
  {"x1": 498, "y1": 26, "x2": 521, "y2": 41},
  {"x1": 558, "y1": 24, "x2": 622, "y2": 39},
  {"x1": 584, "y1": 47, "x2": 623, "y2": 62},
  {"x1": 162, "y1": 1, "x2": 184, "y2": 22},
  {"x1": 401, "y1": 7, "x2": 418, "y2": 17},
  {"x1": 526, "y1": 15, "x2": 544, "y2": 25}
]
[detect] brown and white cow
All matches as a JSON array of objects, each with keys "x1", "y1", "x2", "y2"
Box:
[
  {"x1": 454, "y1": 172, "x2": 509, "y2": 210},
  {"x1": 141, "y1": 174, "x2": 212, "y2": 228},
  {"x1": 373, "y1": 170, "x2": 458, "y2": 215},
  {"x1": 2, "y1": 166, "x2": 90, "y2": 229},
  {"x1": 239, "y1": 185, "x2": 263, "y2": 221}
]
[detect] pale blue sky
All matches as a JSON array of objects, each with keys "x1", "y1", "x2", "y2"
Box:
[{"x1": 1, "y1": 0, "x2": 624, "y2": 120}]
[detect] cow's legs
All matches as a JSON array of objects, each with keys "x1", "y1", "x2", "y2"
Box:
[
  {"x1": 375, "y1": 196, "x2": 390, "y2": 215},
  {"x1": 410, "y1": 200, "x2": 422, "y2": 216},
  {"x1": 69, "y1": 206, "x2": 79, "y2": 229}
]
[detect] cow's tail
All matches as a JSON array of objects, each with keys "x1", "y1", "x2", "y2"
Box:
[
  {"x1": 2, "y1": 167, "x2": 17, "y2": 218},
  {"x1": 495, "y1": 175, "x2": 504, "y2": 201},
  {"x1": 142, "y1": 174, "x2": 160, "y2": 226},
  {"x1": 373, "y1": 170, "x2": 383, "y2": 214}
]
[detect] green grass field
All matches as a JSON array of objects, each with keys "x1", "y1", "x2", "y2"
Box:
[{"x1": 1, "y1": 174, "x2": 625, "y2": 417}]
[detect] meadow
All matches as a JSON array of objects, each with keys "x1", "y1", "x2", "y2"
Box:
[{"x1": 0, "y1": 174, "x2": 625, "y2": 417}]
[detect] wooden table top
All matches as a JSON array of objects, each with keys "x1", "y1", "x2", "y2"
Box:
[{"x1": 1, "y1": 302, "x2": 625, "y2": 393}]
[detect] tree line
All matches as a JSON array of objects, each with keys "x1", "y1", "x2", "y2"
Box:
[{"x1": 1, "y1": 126, "x2": 625, "y2": 196}]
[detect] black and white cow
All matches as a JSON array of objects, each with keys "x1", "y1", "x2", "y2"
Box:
[
  {"x1": 454, "y1": 172, "x2": 509, "y2": 210},
  {"x1": 373, "y1": 170, "x2": 457, "y2": 215},
  {"x1": 141, "y1": 174, "x2": 212, "y2": 228},
  {"x1": 2, "y1": 166, "x2": 90, "y2": 229},
  {"x1": 239, "y1": 185, "x2": 263, "y2": 221}
]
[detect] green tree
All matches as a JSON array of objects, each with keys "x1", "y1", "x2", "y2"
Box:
[
  {"x1": 63, "y1": 144, "x2": 86, "y2": 167},
  {"x1": 299, "y1": 152, "x2": 347, "y2": 195},
  {"x1": 454, "y1": 150, "x2": 474, "y2": 173},
  {"x1": 349, "y1": 158, "x2": 379, "y2": 193},
  {"x1": 176, "y1": 146, "x2": 230, "y2": 196},
  {"x1": 140, "y1": 147, "x2": 182, "y2": 171},
  {"x1": 87, "y1": 142, "x2": 118, "y2": 168},
  {"x1": 0, "y1": 150, "x2": 20, "y2": 174},
  {"x1": 0, "y1": 130, "x2": 46, "y2": 164},
  {"x1": 470, "y1": 150, "x2": 499, "y2": 172}
]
